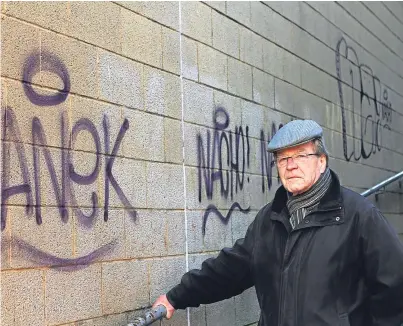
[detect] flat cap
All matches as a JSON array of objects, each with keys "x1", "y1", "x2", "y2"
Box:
[{"x1": 267, "y1": 119, "x2": 323, "y2": 153}]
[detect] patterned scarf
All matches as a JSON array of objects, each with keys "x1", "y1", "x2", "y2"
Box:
[{"x1": 287, "y1": 168, "x2": 332, "y2": 229}]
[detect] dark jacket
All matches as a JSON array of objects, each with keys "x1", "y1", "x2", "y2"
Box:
[{"x1": 167, "y1": 170, "x2": 403, "y2": 325}]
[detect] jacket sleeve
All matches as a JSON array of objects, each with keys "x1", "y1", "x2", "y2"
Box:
[
  {"x1": 361, "y1": 207, "x2": 403, "y2": 325},
  {"x1": 166, "y1": 219, "x2": 256, "y2": 309}
]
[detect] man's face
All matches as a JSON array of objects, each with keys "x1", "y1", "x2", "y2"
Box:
[{"x1": 276, "y1": 141, "x2": 327, "y2": 195}]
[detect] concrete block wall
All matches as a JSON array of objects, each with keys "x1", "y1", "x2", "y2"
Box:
[{"x1": 1, "y1": 1, "x2": 402, "y2": 325}]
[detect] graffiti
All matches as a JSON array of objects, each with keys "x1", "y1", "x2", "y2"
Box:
[
  {"x1": 335, "y1": 37, "x2": 393, "y2": 162},
  {"x1": 8, "y1": 236, "x2": 117, "y2": 271},
  {"x1": 23, "y1": 51, "x2": 71, "y2": 106},
  {"x1": 1, "y1": 109, "x2": 137, "y2": 231},
  {"x1": 1, "y1": 51, "x2": 137, "y2": 234},
  {"x1": 197, "y1": 108, "x2": 283, "y2": 235},
  {"x1": 197, "y1": 108, "x2": 251, "y2": 235},
  {"x1": 260, "y1": 123, "x2": 282, "y2": 193}
]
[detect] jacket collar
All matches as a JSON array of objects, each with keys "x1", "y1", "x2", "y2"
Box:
[{"x1": 271, "y1": 169, "x2": 343, "y2": 215}]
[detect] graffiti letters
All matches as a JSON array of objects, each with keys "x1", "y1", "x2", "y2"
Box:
[
  {"x1": 335, "y1": 37, "x2": 393, "y2": 161},
  {"x1": 1, "y1": 51, "x2": 137, "y2": 233}
]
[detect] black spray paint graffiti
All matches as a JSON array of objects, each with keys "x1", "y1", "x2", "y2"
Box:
[
  {"x1": 1, "y1": 51, "x2": 136, "y2": 267},
  {"x1": 197, "y1": 108, "x2": 250, "y2": 235},
  {"x1": 197, "y1": 108, "x2": 282, "y2": 235},
  {"x1": 335, "y1": 37, "x2": 393, "y2": 162}
]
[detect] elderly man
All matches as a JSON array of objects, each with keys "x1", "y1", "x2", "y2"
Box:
[{"x1": 153, "y1": 120, "x2": 403, "y2": 325}]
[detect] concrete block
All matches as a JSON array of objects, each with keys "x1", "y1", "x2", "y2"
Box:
[
  {"x1": 363, "y1": 2, "x2": 403, "y2": 42},
  {"x1": 183, "y1": 79, "x2": 214, "y2": 126},
  {"x1": 214, "y1": 89, "x2": 243, "y2": 127},
  {"x1": 162, "y1": 28, "x2": 180, "y2": 75},
  {"x1": 212, "y1": 11, "x2": 240, "y2": 58},
  {"x1": 1, "y1": 140, "x2": 35, "y2": 209},
  {"x1": 263, "y1": 40, "x2": 284, "y2": 79},
  {"x1": 227, "y1": 1, "x2": 251, "y2": 27},
  {"x1": 148, "y1": 256, "x2": 186, "y2": 302},
  {"x1": 117, "y1": 1, "x2": 179, "y2": 30},
  {"x1": 243, "y1": 173, "x2": 276, "y2": 211},
  {"x1": 1, "y1": 219, "x2": 10, "y2": 270},
  {"x1": 241, "y1": 100, "x2": 266, "y2": 139},
  {"x1": 74, "y1": 209, "x2": 125, "y2": 262},
  {"x1": 207, "y1": 298, "x2": 236, "y2": 326},
  {"x1": 228, "y1": 58, "x2": 253, "y2": 100},
  {"x1": 144, "y1": 66, "x2": 181, "y2": 119},
  {"x1": 10, "y1": 206, "x2": 73, "y2": 268},
  {"x1": 188, "y1": 252, "x2": 217, "y2": 270},
  {"x1": 182, "y1": 122, "x2": 202, "y2": 167},
  {"x1": 3, "y1": 79, "x2": 68, "y2": 148},
  {"x1": 383, "y1": 3, "x2": 403, "y2": 27},
  {"x1": 2, "y1": 2, "x2": 69, "y2": 34},
  {"x1": 184, "y1": 167, "x2": 204, "y2": 210},
  {"x1": 234, "y1": 287, "x2": 260, "y2": 326},
  {"x1": 181, "y1": 36, "x2": 199, "y2": 81},
  {"x1": 164, "y1": 118, "x2": 183, "y2": 164},
  {"x1": 146, "y1": 162, "x2": 184, "y2": 209},
  {"x1": 204, "y1": 1, "x2": 226, "y2": 13},
  {"x1": 253, "y1": 68, "x2": 275, "y2": 108},
  {"x1": 69, "y1": 150, "x2": 104, "y2": 209},
  {"x1": 300, "y1": 61, "x2": 331, "y2": 102},
  {"x1": 122, "y1": 108, "x2": 165, "y2": 162},
  {"x1": 240, "y1": 28, "x2": 264, "y2": 69},
  {"x1": 231, "y1": 211, "x2": 256, "y2": 245},
  {"x1": 70, "y1": 95, "x2": 123, "y2": 155},
  {"x1": 187, "y1": 210, "x2": 233, "y2": 253},
  {"x1": 102, "y1": 260, "x2": 149, "y2": 314},
  {"x1": 282, "y1": 51, "x2": 302, "y2": 87},
  {"x1": 181, "y1": 2, "x2": 212, "y2": 45},
  {"x1": 265, "y1": 1, "x2": 301, "y2": 25},
  {"x1": 300, "y1": 3, "x2": 332, "y2": 48},
  {"x1": 121, "y1": 9, "x2": 162, "y2": 68},
  {"x1": 99, "y1": 51, "x2": 143, "y2": 109},
  {"x1": 1, "y1": 269, "x2": 45, "y2": 325},
  {"x1": 30, "y1": 146, "x2": 67, "y2": 209},
  {"x1": 76, "y1": 312, "x2": 128, "y2": 326},
  {"x1": 45, "y1": 264, "x2": 101, "y2": 324},
  {"x1": 68, "y1": 2, "x2": 121, "y2": 53},
  {"x1": 106, "y1": 156, "x2": 147, "y2": 210},
  {"x1": 250, "y1": 1, "x2": 276, "y2": 41},
  {"x1": 40, "y1": 29, "x2": 98, "y2": 99},
  {"x1": 125, "y1": 209, "x2": 185, "y2": 258},
  {"x1": 198, "y1": 43, "x2": 228, "y2": 91},
  {"x1": 1, "y1": 17, "x2": 40, "y2": 82}
]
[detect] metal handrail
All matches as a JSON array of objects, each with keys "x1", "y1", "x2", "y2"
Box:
[
  {"x1": 361, "y1": 170, "x2": 403, "y2": 197},
  {"x1": 127, "y1": 305, "x2": 167, "y2": 326}
]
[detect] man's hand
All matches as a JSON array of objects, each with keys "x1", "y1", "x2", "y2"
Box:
[{"x1": 152, "y1": 294, "x2": 175, "y2": 319}]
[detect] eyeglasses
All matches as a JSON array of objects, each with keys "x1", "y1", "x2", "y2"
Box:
[{"x1": 275, "y1": 153, "x2": 319, "y2": 167}]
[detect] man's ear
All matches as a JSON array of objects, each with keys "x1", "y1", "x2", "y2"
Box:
[{"x1": 319, "y1": 155, "x2": 327, "y2": 173}]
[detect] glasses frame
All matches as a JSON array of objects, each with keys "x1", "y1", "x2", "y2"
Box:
[{"x1": 275, "y1": 153, "x2": 319, "y2": 168}]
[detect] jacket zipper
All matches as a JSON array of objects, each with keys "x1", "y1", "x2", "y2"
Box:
[
  {"x1": 277, "y1": 206, "x2": 341, "y2": 325},
  {"x1": 278, "y1": 233, "x2": 290, "y2": 326}
]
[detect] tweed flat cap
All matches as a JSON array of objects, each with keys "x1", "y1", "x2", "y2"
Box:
[{"x1": 267, "y1": 119, "x2": 323, "y2": 153}]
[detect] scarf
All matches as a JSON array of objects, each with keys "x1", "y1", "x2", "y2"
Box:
[{"x1": 287, "y1": 168, "x2": 332, "y2": 229}]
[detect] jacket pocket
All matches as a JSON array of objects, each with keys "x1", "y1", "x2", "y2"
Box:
[{"x1": 338, "y1": 313, "x2": 350, "y2": 326}]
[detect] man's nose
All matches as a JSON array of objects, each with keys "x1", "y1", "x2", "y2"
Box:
[{"x1": 286, "y1": 157, "x2": 298, "y2": 169}]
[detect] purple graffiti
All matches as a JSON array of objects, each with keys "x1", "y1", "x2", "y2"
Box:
[
  {"x1": 69, "y1": 118, "x2": 101, "y2": 220},
  {"x1": 22, "y1": 51, "x2": 71, "y2": 106},
  {"x1": 10, "y1": 236, "x2": 117, "y2": 270},
  {"x1": 103, "y1": 115, "x2": 136, "y2": 222},
  {"x1": 1, "y1": 107, "x2": 137, "y2": 230},
  {"x1": 1, "y1": 108, "x2": 34, "y2": 230},
  {"x1": 260, "y1": 122, "x2": 282, "y2": 193},
  {"x1": 202, "y1": 202, "x2": 250, "y2": 236},
  {"x1": 197, "y1": 107, "x2": 250, "y2": 202}
]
